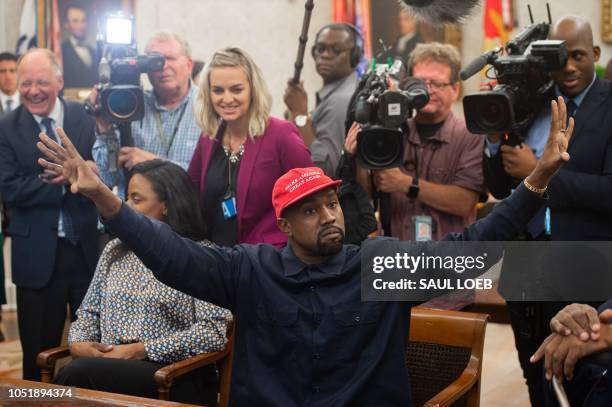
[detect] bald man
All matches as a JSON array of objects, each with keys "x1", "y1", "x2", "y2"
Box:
[
  {"x1": 0, "y1": 48, "x2": 100, "y2": 380},
  {"x1": 485, "y1": 16, "x2": 612, "y2": 406}
]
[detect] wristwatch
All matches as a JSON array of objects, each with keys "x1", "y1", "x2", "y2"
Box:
[
  {"x1": 407, "y1": 177, "x2": 420, "y2": 199},
  {"x1": 294, "y1": 114, "x2": 308, "y2": 128}
]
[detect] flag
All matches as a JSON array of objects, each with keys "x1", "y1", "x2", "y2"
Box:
[
  {"x1": 484, "y1": 0, "x2": 513, "y2": 51},
  {"x1": 16, "y1": 0, "x2": 38, "y2": 55},
  {"x1": 49, "y1": 0, "x2": 62, "y2": 59}
]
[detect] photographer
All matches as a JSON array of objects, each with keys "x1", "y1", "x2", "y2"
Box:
[
  {"x1": 484, "y1": 16, "x2": 612, "y2": 406},
  {"x1": 356, "y1": 43, "x2": 485, "y2": 243},
  {"x1": 92, "y1": 31, "x2": 200, "y2": 197}
]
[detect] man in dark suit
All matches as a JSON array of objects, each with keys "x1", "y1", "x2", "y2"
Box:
[
  {"x1": 61, "y1": 4, "x2": 97, "y2": 88},
  {"x1": 0, "y1": 48, "x2": 100, "y2": 380},
  {"x1": 485, "y1": 16, "x2": 612, "y2": 405}
]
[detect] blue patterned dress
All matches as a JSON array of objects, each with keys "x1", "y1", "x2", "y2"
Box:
[{"x1": 68, "y1": 238, "x2": 232, "y2": 363}]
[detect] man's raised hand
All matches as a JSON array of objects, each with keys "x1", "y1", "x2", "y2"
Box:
[
  {"x1": 37, "y1": 127, "x2": 123, "y2": 219},
  {"x1": 37, "y1": 127, "x2": 102, "y2": 196}
]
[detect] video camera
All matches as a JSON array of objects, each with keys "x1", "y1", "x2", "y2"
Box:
[
  {"x1": 84, "y1": 14, "x2": 164, "y2": 123},
  {"x1": 350, "y1": 59, "x2": 429, "y2": 169},
  {"x1": 461, "y1": 8, "x2": 568, "y2": 144}
]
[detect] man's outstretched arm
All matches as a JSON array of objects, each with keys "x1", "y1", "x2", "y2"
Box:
[{"x1": 37, "y1": 127, "x2": 242, "y2": 311}]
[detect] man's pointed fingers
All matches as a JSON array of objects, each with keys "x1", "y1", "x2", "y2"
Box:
[{"x1": 56, "y1": 127, "x2": 81, "y2": 159}]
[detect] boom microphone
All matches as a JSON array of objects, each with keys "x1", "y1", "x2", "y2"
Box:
[
  {"x1": 399, "y1": 0, "x2": 481, "y2": 24},
  {"x1": 459, "y1": 49, "x2": 499, "y2": 80}
]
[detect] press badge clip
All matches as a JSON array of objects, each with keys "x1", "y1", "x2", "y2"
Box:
[
  {"x1": 413, "y1": 215, "x2": 433, "y2": 241},
  {"x1": 221, "y1": 191, "x2": 237, "y2": 220}
]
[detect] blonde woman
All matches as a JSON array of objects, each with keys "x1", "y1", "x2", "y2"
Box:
[{"x1": 189, "y1": 47, "x2": 312, "y2": 247}]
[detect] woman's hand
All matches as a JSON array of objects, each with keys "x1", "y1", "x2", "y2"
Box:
[{"x1": 69, "y1": 341, "x2": 114, "y2": 358}]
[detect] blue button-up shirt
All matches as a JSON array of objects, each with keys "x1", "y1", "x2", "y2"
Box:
[
  {"x1": 104, "y1": 184, "x2": 542, "y2": 406},
  {"x1": 93, "y1": 85, "x2": 201, "y2": 197}
]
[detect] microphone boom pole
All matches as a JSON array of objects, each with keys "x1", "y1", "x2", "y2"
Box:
[{"x1": 292, "y1": 0, "x2": 315, "y2": 84}]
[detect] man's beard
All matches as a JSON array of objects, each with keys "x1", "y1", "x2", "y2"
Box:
[{"x1": 316, "y1": 226, "x2": 345, "y2": 256}]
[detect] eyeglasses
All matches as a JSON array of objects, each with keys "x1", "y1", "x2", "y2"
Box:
[
  {"x1": 421, "y1": 79, "x2": 455, "y2": 91},
  {"x1": 19, "y1": 80, "x2": 54, "y2": 90},
  {"x1": 313, "y1": 43, "x2": 353, "y2": 57}
]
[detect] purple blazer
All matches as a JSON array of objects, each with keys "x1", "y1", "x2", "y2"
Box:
[{"x1": 188, "y1": 117, "x2": 313, "y2": 248}]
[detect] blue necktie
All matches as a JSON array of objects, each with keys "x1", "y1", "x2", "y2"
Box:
[
  {"x1": 42, "y1": 118, "x2": 79, "y2": 244},
  {"x1": 5, "y1": 99, "x2": 12, "y2": 113}
]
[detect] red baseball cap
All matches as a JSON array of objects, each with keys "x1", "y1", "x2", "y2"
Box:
[{"x1": 272, "y1": 167, "x2": 342, "y2": 218}]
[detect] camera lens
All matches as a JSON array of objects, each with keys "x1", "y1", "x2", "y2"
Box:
[
  {"x1": 357, "y1": 126, "x2": 403, "y2": 169},
  {"x1": 107, "y1": 88, "x2": 139, "y2": 119},
  {"x1": 479, "y1": 100, "x2": 505, "y2": 129},
  {"x1": 463, "y1": 90, "x2": 513, "y2": 134}
]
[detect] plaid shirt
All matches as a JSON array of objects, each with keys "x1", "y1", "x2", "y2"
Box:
[{"x1": 92, "y1": 85, "x2": 201, "y2": 197}]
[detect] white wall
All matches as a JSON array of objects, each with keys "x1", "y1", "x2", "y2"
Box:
[
  {"x1": 0, "y1": 0, "x2": 23, "y2": 53},
  {"x1": 135, "y1": 0, "x2": 332, "y2": 118},
  {"x1": 461, "y1": 0, "x2": 612, "y2": 95}
]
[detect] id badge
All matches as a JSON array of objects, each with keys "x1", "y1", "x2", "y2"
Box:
[
  {"x1": 413, "y1": 215, "x2": 432, "y2": 241},
  {"x1": 221, "y1": 192, "x2": 237, "y2": 220}
]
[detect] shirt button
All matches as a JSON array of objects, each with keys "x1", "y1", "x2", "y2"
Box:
[
  {"x1": 313, "y1": 353, "x2": 321, "y2": 360},
  {"x1": 312, "y1": 386, "x2": 320, "y2": 393},
  {"x1": 354, "y1": 316, "x2": 361, "y2": 322},
  {"x1": 310, "y1": 285, "x2": 315, "y2": 292}
]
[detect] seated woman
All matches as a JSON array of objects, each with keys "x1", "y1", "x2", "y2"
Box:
[
  {"x1": 189, "y1": 47, "x2": 313, "y2": 248},
  {"x1": 54, "y1": 160, "x2": 232, "y2": 406}
]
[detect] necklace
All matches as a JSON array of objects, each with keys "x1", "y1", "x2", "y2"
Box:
[{"x1": 223, "y1": 143, "x2": 245, "y2": 164}]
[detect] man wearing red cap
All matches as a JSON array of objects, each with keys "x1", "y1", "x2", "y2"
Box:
[{"x1": 37, "y1": 99, "x2": 572, "y2": 406}]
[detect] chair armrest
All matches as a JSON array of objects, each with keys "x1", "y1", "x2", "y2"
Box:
[
  {"x1": 36, "y1": 346, "x2": 71, "y2": 370},
  {"x1": 424, "y1": 356, "x2": 479, "y2": 407},
  {"x1": 36, "y1": 346, "x2": 71, "y2": 383},
  {"x1": 153, "y1": 347, "x2": 232, "y2": 389}
]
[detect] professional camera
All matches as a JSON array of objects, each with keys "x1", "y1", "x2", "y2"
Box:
[
  {"x1": 461, "y1": 18, "x2": 568, "y2": 144},
  {"x1": 351, "y1": 60, "x2": 429, "y2": 169},
  {"x1": 85, "y1": 14, "x2": 164, "y2": 123}
]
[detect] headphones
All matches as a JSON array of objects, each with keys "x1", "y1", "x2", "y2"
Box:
[{"x1": 311, "y1": 23, "x2": 364, "y2": 68}]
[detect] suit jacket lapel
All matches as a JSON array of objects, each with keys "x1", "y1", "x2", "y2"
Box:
[
  {"x1": 236, "y1": 134, "x2": 264, "y2": 233},
  {"x1": 62, "y1": 100, "x2": 83, "y2": 148},
  {"x1": 17, "y1": 106, "x2": 41, "y2": 145},
  {"x1": 570, "y1": 78, "x2": 606, "y2": 149}
]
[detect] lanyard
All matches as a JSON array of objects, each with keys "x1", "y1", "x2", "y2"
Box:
[{"x1": 154, "y1": 102, "x2": 188, "y2": 156}]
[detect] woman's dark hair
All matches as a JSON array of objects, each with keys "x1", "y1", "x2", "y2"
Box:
[{"x1": 129, "y1": 160, "x2": 206, "y2": 240}]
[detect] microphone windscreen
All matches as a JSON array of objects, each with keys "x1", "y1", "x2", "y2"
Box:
[
  {"x1": 459, "y1": 55, "x2": 488, "y2": 81},
  {"x1": 399, "y1": 0, "x2": 481, "y2": 24}
]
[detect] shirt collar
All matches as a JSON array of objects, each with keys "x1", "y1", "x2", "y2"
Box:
[
  {"x1": 281, "y1": 242, "x2": 347, "y2": 277},
  {"x1": 408, "y1": 111, "x2": 455, "y2": 145},
  {"x1": 33, "y1": 98, "x2": 64, "y2": 127},
  {"x1": 555, "y1": 72, "x2": 597, "y2": 107},
  {"x1": 0, "y1": 91, "x2": 18, "y2": 106},
  {"x1": 316, "y1": 71, "x2": 358, "y2": 103},
  {"x1": 150, "y1": 82, "x2": 195, "y2": 112}
]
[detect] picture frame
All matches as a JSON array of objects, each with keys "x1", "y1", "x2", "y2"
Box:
[{"x1": 603, "y1": 0, "x2": 612, "y2": 43}]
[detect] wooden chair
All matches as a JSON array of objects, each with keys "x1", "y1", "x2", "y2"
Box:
[
  {"x1": 407, "y1": 307, "x2": 489, "y2": 407},
  {"x1": 37, "y1": 321, "x2": 234, "y2": 406}
]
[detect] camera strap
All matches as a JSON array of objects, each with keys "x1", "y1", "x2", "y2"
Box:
[{"x1": 154, "y1": 102, "x2": 188, "y2": 156}]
